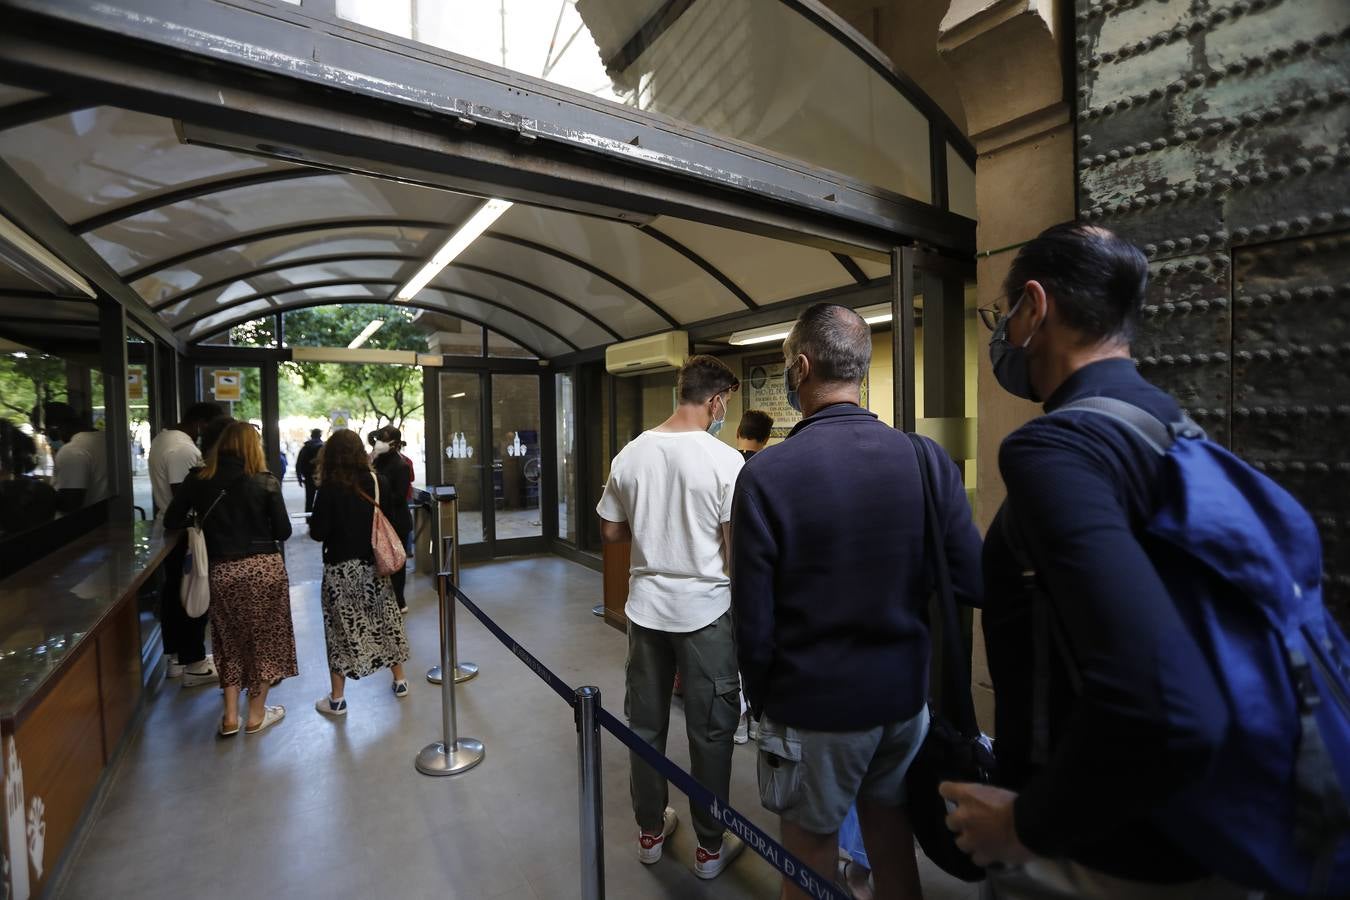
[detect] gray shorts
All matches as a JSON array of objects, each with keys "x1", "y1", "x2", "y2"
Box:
[{"x1": 755, "y1": 706, "x2": 929, "y2": 835}]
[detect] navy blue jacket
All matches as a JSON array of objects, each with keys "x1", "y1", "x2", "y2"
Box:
[
  {"x1": 983, "y1": 358, "x2": 1228, "y2": 882},
  {"x1": 731, "y1": 403, "x2": 982, "y2": 731}
]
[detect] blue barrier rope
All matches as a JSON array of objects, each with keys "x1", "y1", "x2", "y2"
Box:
[{"x1": 449, "y1": 581, "x2": 849, "y2": 900}]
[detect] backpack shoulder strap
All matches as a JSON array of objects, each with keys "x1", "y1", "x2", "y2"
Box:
[{"x1": 1053, "y1": 395, "x2": 1206, "y2": 455}]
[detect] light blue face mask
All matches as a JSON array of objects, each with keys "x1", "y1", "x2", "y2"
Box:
[{"x1": 707, "y1": 393, "x2": 727, "y2": 437}]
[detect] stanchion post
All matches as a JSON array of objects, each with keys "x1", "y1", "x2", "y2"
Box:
[
  {"x1": 575, "y1": 686, "x2": 604, "y2": 900},
  {"x1": 415, "y1": 569, "x2": 485, "y2": 777},
  {"x1": 428, "y1": 487, "x2": 477, "y2": 685}
]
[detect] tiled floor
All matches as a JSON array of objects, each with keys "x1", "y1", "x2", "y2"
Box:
[{"x1": 55, "y1": 540, "x2": 978, "y2": 899}]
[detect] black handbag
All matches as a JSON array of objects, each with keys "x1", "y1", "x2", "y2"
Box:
[{"x1": 903, "y1": 433, "x2": 996, "y2": 883}]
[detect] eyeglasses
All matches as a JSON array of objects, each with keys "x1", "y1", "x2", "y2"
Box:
[{"x1": 977, "y1": 305, "x2": 1005, "y2": 332}]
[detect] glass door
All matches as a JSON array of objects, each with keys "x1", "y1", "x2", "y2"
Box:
[
  {"x1": 439, "y1": 371, "x2": 485, "y2": 549},
  {"x1": 491, "y1": 373, "x2": 543, "y2": 548}
]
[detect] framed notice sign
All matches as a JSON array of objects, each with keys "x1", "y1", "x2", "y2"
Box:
[
  {"x1": 743, "y1": 354, "x2": 869, "y2": 439},
  {"x1": 212, "y1": 370, "x2": 242, "y2": 402},
  {"x1": 126, "y1": 367, "x2": 145, "y2": 402}
]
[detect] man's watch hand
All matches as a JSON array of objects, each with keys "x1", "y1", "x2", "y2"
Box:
[{"x1": 938, "y1": 781, "x2": 1034, "y2": 868}]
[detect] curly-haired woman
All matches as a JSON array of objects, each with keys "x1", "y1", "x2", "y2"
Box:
[
  {"x1": 309, "y1": 428, "x2": 411, "y2": 716},
  {"x1": 164, "y1": 421, "x2": 296, "y2": 736}
]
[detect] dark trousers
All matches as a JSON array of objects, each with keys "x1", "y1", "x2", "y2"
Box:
[
  {"x1": 161, "y1": 538, "x2": 208, "y2": 664},
  {"x1": 303, "y1": 480, "x2": 317, "y2": 513}
]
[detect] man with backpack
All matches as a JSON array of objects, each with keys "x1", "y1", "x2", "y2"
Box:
[{"x1": 941, "y1": 224, "x2": 1349, "y2": 897}]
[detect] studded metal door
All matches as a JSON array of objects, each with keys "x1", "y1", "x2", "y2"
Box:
[{"x1": 1074, "y1": 0, "x2": 1350, "y2": 624}]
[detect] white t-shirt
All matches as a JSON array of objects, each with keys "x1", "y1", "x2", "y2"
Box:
[
  {"x1": 52, "y1": 430, "x2": 109, "y2": 505},
  {"x1": 148, "y1": 428, "x2": 202, "y2": 517},
  {"x1": 596, "y1": 429, "x2": 744, "y2": 633}
]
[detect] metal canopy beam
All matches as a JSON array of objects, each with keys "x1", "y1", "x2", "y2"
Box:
[
  {"x1": 71, "y1": 168, "x2": 326, "y2": 234},
  {"x1": 188, "y1": 297, "x2": 551, "y2": 359},
  {"x1": 151, "y1": 252, "x2": 625, "y2": 341},
  {"x1": 169, "y1": 275, "x2": 583, "y2": 352},
  {"x1": 0, "y1": 157, "x2": 181, "y2": 350},
  {"x1": 0, "y1": 0, "x2": 974, "y2": 260},
  {"x1": 122, "y1": 217, "x2": 680, "y2": 329}
]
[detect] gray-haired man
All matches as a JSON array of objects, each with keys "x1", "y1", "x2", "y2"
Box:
[{"x1": 732, "y1": 304, "x2": 983, "y2": 900}]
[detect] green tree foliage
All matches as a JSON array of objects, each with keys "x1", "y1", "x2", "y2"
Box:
[{"x1": 0, "y1": 352, "x2": 68, "y2": 422}]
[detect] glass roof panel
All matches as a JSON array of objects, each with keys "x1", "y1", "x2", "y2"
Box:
[
  {"x1": 417, "y1": 287, "x2": 572, "y2": 357},
  {"x1": 426, "y1": 264, "x2": 617, "y2": 347},
  {"x1": 159, "y1": 259, "x2": 407, "y2": 323},
  {"x1": 170, "y1": 283, "x2": 387, "y2": 332},
  {"x1": 131, "y1": 226, "x2": 435, "y2": 304},
  {"x1": 0, "y1": 85, "x2": 44, "y2": 107},
  {"x1": 455, "y1": 238, "x2": 669, "y2": 337},
  {"x1": 338, "y1": 0, "x2": 931, "y2": 199},
  {"x1": 0, "y1": 107, "x2": 287, "y2": 223},
  {"x1": 489, "y1": 204, "x2": 744, "y2": 324},
  {"x1": 85, "y1": 173, "x2": 477, "y2": 274},
  {"x1": 852, "y1": 257, "x2": 890, "y2": 280},
  {"x1": 648, "y1": 215, "x2": 854, "y2": 304}
]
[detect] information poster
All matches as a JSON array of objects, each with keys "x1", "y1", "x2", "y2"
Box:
[
  {"x1": 212, "y1": 370, "x2": 242, "y2": 402},
  {"x1": 126, "y1": 367, "x2": 144, "y2": 402},
  {"x1": 743, "y1": 354, "x2": 869, "y2": 439}
]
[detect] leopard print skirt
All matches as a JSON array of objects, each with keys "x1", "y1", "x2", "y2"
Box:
[
  {"x1": 208, "y1": 552, "x2": 298, "y2": 692},
  {"x1": 320, "y1": 559, "x2": 411, "y2": 679}
]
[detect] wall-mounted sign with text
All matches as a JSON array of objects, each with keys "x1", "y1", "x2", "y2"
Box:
[
  {"x1": 212, "y1": 370, "x2": 242, "y2": 402},
  {"x1": 743, "y1": 354, "x2": 868, "y2": 439}
]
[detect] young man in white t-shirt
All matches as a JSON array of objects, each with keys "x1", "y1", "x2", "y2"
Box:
[
  {"x1": 597, "y1": 355, "x2": 747, "y2": 880},
  {"x1": 40, "y1": 402, "x2": 110, "y2": 512},
  {"x1": 148, "y1": 402, "x2": 224, "y2": 685}
]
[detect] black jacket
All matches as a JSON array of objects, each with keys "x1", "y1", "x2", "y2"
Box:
[
  {"x1": 371, "y1": 449, "x2": 413, "y2": 536},
  {"x1": 731, "y1": 403, "x2": 983, "y2": 731},
  {"x1": 983, "y1": 358, "x2": 1226, "y2": 882},
  {"x1": 308, "y1": 470, "x2": 402, "y2": 565},
  {"x1": 296, "y1": 438, "x2": 322, "y2": 483},
  {"x1": 164, "y1": 456, "x2": 292, "y2": 560}
]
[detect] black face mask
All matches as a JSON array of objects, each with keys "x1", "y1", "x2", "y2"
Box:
[{"x1": 988, "y1": 295, "x2": 1042, "y2": 402}]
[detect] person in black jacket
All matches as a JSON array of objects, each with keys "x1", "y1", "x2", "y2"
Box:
[
  {"x1": 296, "y1": 429, "x2": 323, "y2": 513},
  {"x1": 310, "y1": 428, "x2": 411, "y2": 717},
  {"x1": 731, "y1": 303, "x2": 982, "y2": 900},
  {"x1": 940, "y1": 224, "x2": 1240, "y2": 898},
  {"x1": 164, "y1": 421, "x2": 295, "y2": 737},
  {"x1": 370, "y1": 426, "x2": 413, "y2": 611}
]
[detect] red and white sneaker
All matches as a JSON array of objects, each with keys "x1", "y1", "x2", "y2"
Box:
[
  {"x1": 637, "y1": 807, "x2": 678, "y2": 865},
  {"x1": 694, "y1": 833, "x2": 745, "y2": 880}
]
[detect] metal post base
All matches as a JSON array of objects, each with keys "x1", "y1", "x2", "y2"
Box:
[
  {"x1": 426, "y1": 663, "x2": 479, "y2": 684},
  {"x1": 415, "y1": 738, "x2": 485, "y2": 776}
]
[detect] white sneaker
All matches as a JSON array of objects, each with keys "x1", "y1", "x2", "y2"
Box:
[
  {"x1": 694, "y1": 833, "x2": 745, "y2": 880},
  {"x1": 315, "y1": 695, "x2": 348, "y2": 717},
  {"x1": 180, "y1": 659, "x2": 218, "y2": 688},
  {"x1": 637, "y1": 807, "x2": 678, "y2": 865},
  {"x1": 166, "y1": 654, "x2": 184, "y2": 678},
  {"x1": 748, "y1": 718, "x2": 759, "y2": 741},
  {"x1": 734, "y1": 714, "x2": 749, "y2": 744}
]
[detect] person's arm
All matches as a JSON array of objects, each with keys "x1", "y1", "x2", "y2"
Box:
[
  {"x1": 730, "y1": 477, "x2": 776, "y2": 717},
  {"x1": 992, "y1": 424, "x2": 1228, "y2": 859},
  {"x1": 930, "y1": 440, "x2": 983, "y2": 609},
  {"x1": 267, "y1": 476, "x2": 292, "y2": 542},
  {"x1": 595, "y1": 466, "x2": 631, "y2": 544},
  {"x1": 163, "y1": 477, "x2": 194, "y2": 530},
  {"x1": 308, "y1": 487, "x2": 331, "y2": 541}
]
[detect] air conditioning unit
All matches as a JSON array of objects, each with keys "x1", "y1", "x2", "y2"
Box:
[{"x1": 605, "y1": 331, "x2": 688, "y2": 377}]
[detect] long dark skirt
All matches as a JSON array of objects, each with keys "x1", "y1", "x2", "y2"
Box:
[{"x1": 208, "y1": 552, "x2": 298, "y2": 693}]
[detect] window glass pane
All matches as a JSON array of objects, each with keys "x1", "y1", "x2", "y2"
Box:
[
  {"x1": 282, "y1": 304, "x2": 429, "y2": 350},
  {"x1": 492, "y1": 374, "x2": 542, "y2": 539},
  {"x1": 947, "y1": 142, "x2": 977, "y2": 220},
  {"x1": 197, "y1": 366, "x2": 262, "y2": 425},
  {"x1": 337, "y1": 0, "x2": 931, "y2": 198},
  {"x1": 0, "y1": 338, "x2": 106, "y2": 537},
  {"x1": 200, "y1": 317, "x2": 277, "y2": 348},
  {"x1": 555, "y1": 372, "x2": 576, "y2": 544},
  {"x1": 127, "y1": 331, "x2": 155, "y2": 520},
  {"x1": 439, "y1": 372, "x2": 484, "y2": 545},
  {"x1": 426, "y1": 319, "x2": 483, "y2": 356},
  {"x1": 487, "y1": 329, "x2": 537, "y2": 359}
]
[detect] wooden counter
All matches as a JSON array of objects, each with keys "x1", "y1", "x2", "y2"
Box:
[{"x1": 0, "y1": 521, "x2": 173, "y2": 898}]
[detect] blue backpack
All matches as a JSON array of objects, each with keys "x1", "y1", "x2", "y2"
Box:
[{"x1": 1025, "y1": 397, "x2": 1350, "y2": 896}]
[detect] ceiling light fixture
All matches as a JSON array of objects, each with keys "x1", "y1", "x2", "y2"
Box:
[
  {"x1": 347, "y1": 319, "x2": 385, "y2": 348},
  {"x1": 726, "y1": 303, "x2": 895, "y2": 346},
  {"x1": 396, "y1": 198, "x2": 513, "y2": 302},
  {"x1": 450, "y1": 392, "x2": 467, "y2": 399}
]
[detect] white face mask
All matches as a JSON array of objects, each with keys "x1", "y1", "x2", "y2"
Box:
[{"x1": 373, "y1": 440, "x2": 391, "y2": 455}]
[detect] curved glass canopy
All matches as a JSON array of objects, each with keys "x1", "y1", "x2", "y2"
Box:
[{"x1": 0, "y1": 1, "x2": 970, "y2": 357}]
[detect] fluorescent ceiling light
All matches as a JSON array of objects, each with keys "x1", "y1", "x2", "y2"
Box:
[
  {"x1": 727, "y1": 303, "x2": 896, "y2": 346},
  {"x1": 450, "y1": 392, "x2": 467, "y2": 399},
  {"x1": 396, "y1": 198, "x2": 513, "y2": 301},
  {"x1": 347, "y1": 319, "x2": 385, "y2": 348}
]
